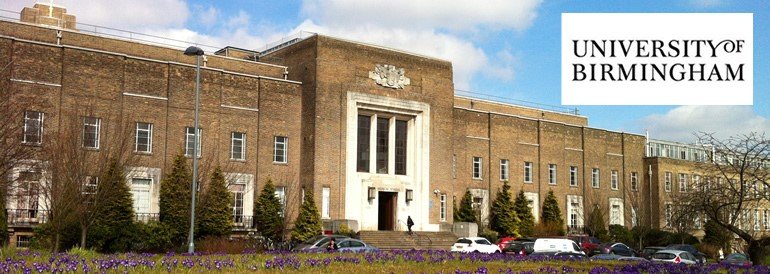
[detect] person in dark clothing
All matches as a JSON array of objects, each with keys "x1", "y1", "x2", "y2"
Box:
[
  {"x1": 407, "y1": 216, "x2": 414, "y2": 234},
  {"x1": 327, "y1": 238, "x2": 337, "y2": 251}
]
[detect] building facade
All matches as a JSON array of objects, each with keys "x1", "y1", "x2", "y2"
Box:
[{"x1": 0, "y1": 4, "x2": 705, "y2": 246}]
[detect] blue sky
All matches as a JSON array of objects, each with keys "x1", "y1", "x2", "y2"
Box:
[{"x1": 3, "y1": 0, "x2": 767, "y2": 142}]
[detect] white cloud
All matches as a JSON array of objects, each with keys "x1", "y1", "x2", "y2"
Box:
[
  {"x1": 197, "y1": 6, "x2": 219, "y2": 27},
  {"x1": 226, "y1": 10, "x2": 250, "y2": 27},
  {"x1": 302, "y1": 0, "x2": 542, "y2": 32},
  {"x1": 641, "y1": 106, "x2": 770, "y2": 143},
  {"x1": 58, "y1": 0, "x2": 189, "y2": 30}
]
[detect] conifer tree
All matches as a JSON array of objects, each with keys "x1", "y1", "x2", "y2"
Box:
[
  {"x1": 197, "y1": 166, "x2": 233, "y2": 238},
  {"x1": 703, "y1": 219, "x2": 731, "y2": 251},
  {"x1": 291, "y1": 187, "x2": 323, "y2": 243},
  {"x1": 455, "y1": 190, "x2": 477, "y2": 223},
  {"x1": 255, "y1": 179, "x2": 284, "y2": 242},
  {"x1": 489, "y1": 181, "x2": 519, "y2": 237},
  {"x1": 89, "y1": 160, "x2": 136, "y2": 252},
  {"x1": 514, "y1": 190, "x2": 535, "y2": 236},
  {"x1": 587, "y1": 205, "x2": 609, "y2": 241},
  {"x1": 159, "y1": 154, "x2": 193, "y2": 246},
  {"x1": 541, "y1": 190, "x2": 564, "y2": 232}
]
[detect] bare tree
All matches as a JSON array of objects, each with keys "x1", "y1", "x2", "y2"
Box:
[{"x1": 684, "y1": 132, "x2": 770, "y2": 264}]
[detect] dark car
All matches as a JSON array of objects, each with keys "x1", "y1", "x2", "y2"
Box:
[
  {"x1": 722, "y1": 253, "x2": 752, "y2": 267},
  {"x1": 642, "y1": 246, "x2": 665, "y2": 259},
  {"x1": 496, "y1": 236, "x2": 517, "y2": 251},
  {"x1": 292, "y1": 234, "x2": 350, "y2": 251},
  {"x1": 597, "y1": 242, "x2": 636, "y2": 257},
  {"x1": 665, "y1": 244, "x2": 706, "y2": 263},
  {"x1": 569, "y1": 235, "x2": 601, "y2": 255},
  {"x1": 501, "y1": 238, "x2": 536, "y2": 255}
]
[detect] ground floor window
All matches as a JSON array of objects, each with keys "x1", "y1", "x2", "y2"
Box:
[
  {"x1": 130, "y1": 178, "x2": 152, "y2": 214},
  {"x1": 322, "y1": 187, "x2": 330, "y2": 219},
  {"x1": 440, "y1": 194, "x2": 447, "y2": 221}
]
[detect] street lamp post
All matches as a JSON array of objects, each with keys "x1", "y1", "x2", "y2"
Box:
[{"x1": 184, "y1": 46, "x2": 204, "y2": 253}]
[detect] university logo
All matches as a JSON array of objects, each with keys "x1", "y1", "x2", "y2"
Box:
[{"x1": 369, "y1": 64, "x2": 411, "y2": 89}]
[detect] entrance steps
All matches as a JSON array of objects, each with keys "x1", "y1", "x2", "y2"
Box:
[{"x1": 358, "y1": 230, "x2": 458, "y2": 250}]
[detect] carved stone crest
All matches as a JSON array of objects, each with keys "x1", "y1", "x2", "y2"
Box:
[{"x1": 368, "y1": 64, "x2": 410, "y2": 89}]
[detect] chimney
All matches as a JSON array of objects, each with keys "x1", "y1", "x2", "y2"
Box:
[{"x1": 20, "y1": 2, "x2": 77, "y2": 30}]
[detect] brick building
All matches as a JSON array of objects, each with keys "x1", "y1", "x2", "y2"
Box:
[{"x1": 0, "y1": 4, "x2": 708, "y2": 246}]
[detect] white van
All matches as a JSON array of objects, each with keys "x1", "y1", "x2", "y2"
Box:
[{"x1": 533, "y1": 238, "x2": 585, "y2": 254}]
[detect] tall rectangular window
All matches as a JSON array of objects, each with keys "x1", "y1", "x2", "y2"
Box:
[
  {"x1": 135, "y1": 122, "x2": 152, "y2": 153},
  {"x1": 275, "y1": 186, "x2": 286, "y2": 216},
  {"x1": 356, "y1": 115, "x2": 371, "y2": 172},
  {"x1": 665, "y1": 204, "x2": 672, "y2": 228},
  {"x1": 185, "y1": 127, "x2": 202, "y2": 157},
  {"x1": 23, "y1": 111, "x2": 44, "y2": 144},
  {"x1": 440, "y1": 194, "x2": 447, "y2": 221},
  {"x1": 591, "y1": 168, "x2": 600, "y2": 188},
  {"x1": 548, "y1": 164, "x2": 557, "y2": 185},
  {"x1": 664, "y1": 172, "x2": 672, "y2": 192},
  {"x1": 679, "y1": 173, "x2": 688, "y2": 192},
  {"x1": 569, "y1": 166, "x2": 578, "y2": 187},
  {"x1": 322, "y1": 187, "x2": 330, "y2": 219},
  {"x1": 611, "y1": 170, "x2": 619, "y2": 190},
  {"x1": 693, "y1": 175, "x2": 700, "y2": 190},
  {"x1": 524, "y1": 162, "x2": 533, "y2": 183},
  {"x1": 82, "y1": 117, "x2": 101, "y2": 149},
  {"x1": 755, "y1": 209, "x2": 761, "y2": 231},
  {"x1": 130, "y1": 178, "x2": 152, "y2": 213},
  {"x1": 764, "y1": 210, "x2": 770, "y2": 230},
  {"x1": 231, "y1": 132, "x2": 246, "y2": 160},
  {"x1": 631, "y1": 172, "x2": 638, "y2": 191},
  {"x1": 472, "y1": 157, "x2": 482, "y2": 179},
  {"x1": 500, "y1": 159, "x2": 509, "y2": 181},
  {"x1": 229, "y1": 182, "x2": 245, "y2": 223},
  {"x1": 82, "y1": 176, "x2": 99, "y2": 195},
  {"x1": 395, "y1": 120, "x2": 407, "y2": 175},
  {"x1": 273, "y1": 136, "x2": 287, "y2": 163},
  {"x1": 375, "y1": 117, "x2": 389, "y2": 174}
]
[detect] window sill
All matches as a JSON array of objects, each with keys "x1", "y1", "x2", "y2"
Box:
[
  {"x1": 21, "y1": 142, "x2": 42, "y2": 147},
  {"x1": 134, "y1": 151, "x2": 153, "y2": 155},
  {"x1": 611, "y1": 188, "x2": 619, "y2": 191},
  {"x1": 569, "y1": 184, "x2": 579, "y2": 188},
  {"x1": 273, "y1": 162, "x2": 289, "y2": 165},
  {"x1": 472, "y1": 178, "x2": 483, "y2": 181},
  {"x1": 524, "y1": 181, "x2": 533, "y2": 184},
  {"x1": 548, "y1": 183, "x2": 557, "y2": 186},
  {"x1": 230, "y1": 158, "x2": 247, "y2": 163},
  {"x1": 82, "y1": 147, "x2": 100, "y2": 151}
]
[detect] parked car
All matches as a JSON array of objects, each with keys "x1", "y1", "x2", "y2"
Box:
[
  {"x1": 530, "y1": 251, "x2": 588, "y2": 260},
  {"x1": 331, "y1": 239, "x2": 379, "y2": 252},
  {"x1": 496, "y1": 236, "x2": 517, "y2": 251},
  {"x1": 591, "y1": 254, "x2": 624, "y2": 261},
  {"x1": 665, "y1": 244, "x2": 707, "y2": 263},
  {"x1": 501, "y1": 238, "x2": 536, "y2": 255},
  {"x1": 722, "y1": 253, "x2": 752, "y2": 267},
  {"x1": 569, "y1": 235, "x2": 601, "y2": 255},
  {"x1": 597, "y1": 242, "x2": 637, "y2": 257},
  {"x1": 641, "y1": 246, "x2": 665, "y2": 259},
  {"x1": 292, "y1": 235, "x2": 350, "y2": 251},
  {"x1": 451, "y1": 237, "x2": 501, "y2": 254},
  {"x1": 533, "y1": 238, "x2": 585, "y2": 255},
  {"x1": 651, "y1": 250, "x2": 698, "y2": 265}
]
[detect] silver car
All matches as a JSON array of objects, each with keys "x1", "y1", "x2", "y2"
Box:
[{"x1": 651, "y1": 250, "x2": 698, "y2": 264}]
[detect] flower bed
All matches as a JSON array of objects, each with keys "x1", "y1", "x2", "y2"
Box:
[{"x1": 0, "y1": 249, "x2": 763, "y2": 273}]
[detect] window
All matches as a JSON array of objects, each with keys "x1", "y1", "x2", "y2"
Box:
[
  {"x1": 472, "y1": 157, "x2": 482, "y2": 179},
  {"x1": 229, "y1": 182, "x2": 245, "y2": 223},
  {"x1": 664, "y1": 172, "x2": 672, "y2": 192},
  {"x1": 23, "y1": 111, "x2": 44, "y2": 144},
  {"x1": 591, "y1": 168, "x2": 600, "y2": 188},
  {"x1": 755, "y1": 209, "x2": 761, "y2": 231},
  {"x1": 185, "y1": 127, "x2": 202, "y2": 157},
  {"x1": 611, "y1": 170, "x2": 618, "y2": 190},
  {"x1": 82, "y1": 117, "x2": 101, "y2": 149},
  {"x1": 631, "y1": 172, "x2": 638, "y2": 191},
  {"x1": 665, "y1": 203, "x2": 672, "y2": 228},
  {"x1": 500, "y1": 159, "x2": 509, "y2": 181},
  {"x1": 609, "y1": 198, "x2": 623, "y2": 225},
  {"x1": 395, "y1": 120, "x2": 408, "y2": 175},
  {"x1": 16, "y1": 171, "x2": 40, "y2": 212},
  {"x1": 524, "y1": 162, "x2": 533, "y2": 183},
  {"x1": 16, "y1": 236, "x2": 31, "y2": 248},
  {"x1": 440, "y1": 194, "x2": 447, "y2": 221},
  {"x1": 322, "y1": 187, "x2": 330, "y2": 219},
  {"x1": 135, "y1": 122, "x2": 152, "y2": 153},
  {"x1": 356, "y1": 115, "x2": 371, "y2": 172},
  {"x1": 693, "y1": 175, "x2": 700, "y2": 191},
  {"x1": 764, "y1": 210, "x2": 770, "y2": 230},
  {"x1": 273, "y1": 136, "x2": 287, "y2": 163},
  {"x1": 130, "y1": 178, "x2": 152, "y2": 213},
  {"x1": 231, "y1": 132, "x2": 246, "y2": 160},
  {"x1": 275, "y1": 186, "x2": 286, "y2": 215},
  {"x1": 548, "y1": 164, "x2": 557, "y2": 185},
  {"x1": 569, "y1": 166, "x2": 578, "y2": 187},
  {"x1": 679, "y1": 173, "x2": 688, "y2": 192},
  {"x1": 82, "y1": 176, "x2": 99, "y2": 195},
  {"x1": 376, "y1": 117, "x2": 389, "y2": 174}
]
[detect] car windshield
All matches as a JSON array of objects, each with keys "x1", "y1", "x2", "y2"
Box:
[
  {"x1": 302, "y1": 235, "x2": 326, "y2": 245},
  {"x1": 652, "y1": 253, "x2": 676, "y2": 260},
  {"x1": 456, "y1": 239, "x2": 472, "y2": 244},
  {"x1": 727, "y1": 254, "x2": 747, "y2": 260},
  {"x1": 475, "y1": 239, "x2": 489, "y2": 245}
]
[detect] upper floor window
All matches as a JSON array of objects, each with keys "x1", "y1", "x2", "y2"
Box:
[
  {"x1": 679, "y1": 173, "x2": 688, "y2": 192},
  {"x1": 569, "y1": 166, "x2": 578, "y2": 187},
  {"x1": 376, "y1": 117, "x2": 389, "y2": 174},
  {"x1": 591, "y1": 168, "x2": 600, "y2": 188},
  {"x1": 185, "y1": 127, "x2": 202, "y2": 157},
  {"x1": 500, "y1": 159, "x2": 509, "y2": 181},
  {"x1": 274, "y1": 136, "x2": 287, "y2": 163},
  {"x1": 231, "y1": 132, "x2": 246, "y2": 160},
  {"x1": 611, "y1": 170, "x2": 619, "y2": 190},
  {"x1": 524, "y1": 162, "x2": 533, "y2": 183},
  {"x1": 356, "y1": 115, "x2": 371, "y2": 172},
  {"x1": 82, "y1": 117, "x2": 101, "y2": 149},
  {"x1": 472, "y1": 157, "x2": 482, "y2": 180},
  {"x1": 631, "y1": 172, "x2": 638, "y2": 191},
  {"x1": 548, "y1": 164, "x2": 557, "y2": 185},
  {"x1": 395, "y1": 120, "x2": 407, "y2": 175},
  {"x1": 664, "y1": 172, "x2": 672, "y2": 192},
  {"x1": 356, "y1": 113, "x2": 411, "y2": 176},
  {"x1": 135, "y1": 122, "x2": 152, "y2": 153},
  {"x1": 23, "y1": 111, "x2": 44, "y2": 144}
]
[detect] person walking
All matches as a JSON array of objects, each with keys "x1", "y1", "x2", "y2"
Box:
[{"x1": 407, "y1": 216, "x2": 414, "y2": 235}]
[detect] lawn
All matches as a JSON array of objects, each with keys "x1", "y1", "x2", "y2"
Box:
[{"x1": 0, "y1": 248, "x2": 762, "y2": 273}]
